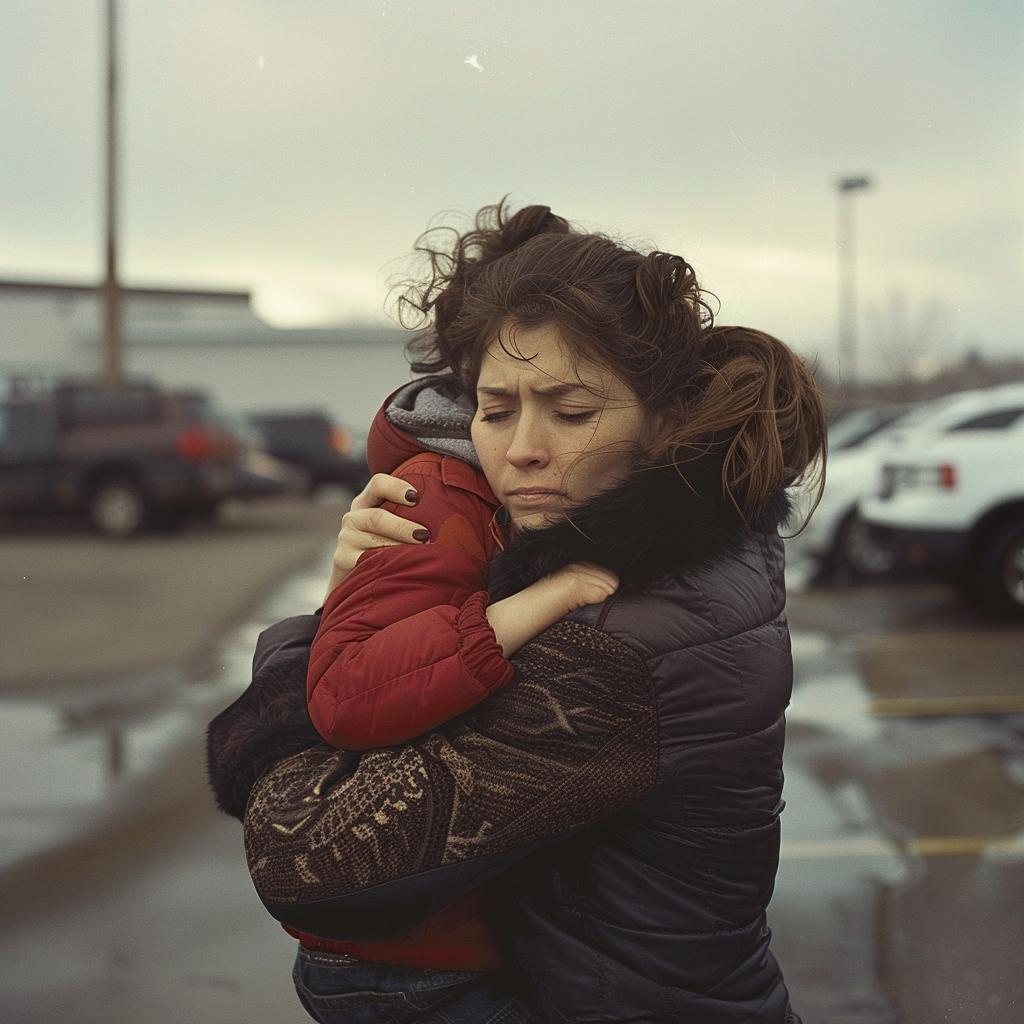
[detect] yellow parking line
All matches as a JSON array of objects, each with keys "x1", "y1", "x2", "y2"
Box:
[
  {"x1": 870, "y1": 696, "x2": 1024, "y2": 716},
  {"x1": 854, "y1": 632, "x2": 1023, "y2": 654},
  {"x1": 781, "y1": 836, "x2": 1024, "y2": 859}
]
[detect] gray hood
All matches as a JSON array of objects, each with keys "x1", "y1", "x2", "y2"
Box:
[{"x1": 386, "y1": 375, "x2": 481, "y2": 470}]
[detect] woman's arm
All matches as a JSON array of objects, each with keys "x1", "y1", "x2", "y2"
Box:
[
  {"x1": 206, "y1": 612, "x2": 323, "y2": 821},
  {"x1": 323, "y1": 473, "x2": 428, "y2": 604},
  {"x1": 245, "y1": 617, "x2": 659, "y2": 941}
]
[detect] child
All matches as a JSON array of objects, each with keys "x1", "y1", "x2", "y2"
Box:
[{"x1": 286, "y1": 374, "x2": 616, "y2": 1023}]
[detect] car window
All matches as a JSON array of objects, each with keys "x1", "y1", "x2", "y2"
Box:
[
  {"x1": 0, "y1": 401, "x2": 49, "y2": 444},
  {"x1": 183, "y1": 393, "x2": 215, "y2": 422},
  {"x1": 828, "y1": 405, "x2": 915, "y2": 450},
  {"x1": 62, "y1": 389, "x2": 159, "y2": 426},
  {"x1": 947, "y1": 408, "x2": 1024, "y2": 432}
]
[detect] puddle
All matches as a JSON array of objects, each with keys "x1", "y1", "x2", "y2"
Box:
[{"x1": 0, "y1": 547, "x2": 332, "y2": 873}]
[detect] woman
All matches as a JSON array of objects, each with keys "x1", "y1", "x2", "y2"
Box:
[{"x1": 218, "y1": 200, "x2": 824, "y2": 1023}]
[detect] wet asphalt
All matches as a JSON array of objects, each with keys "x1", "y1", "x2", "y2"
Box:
[
  {"x1": 0, "y1": 514, "x2": 1022, "y2": 1022},
  {"x1": 773, "y1": 583, "x2": 1024, "y2": 1023}
]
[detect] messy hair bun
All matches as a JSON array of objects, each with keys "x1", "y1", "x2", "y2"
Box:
[
  {"x1": 397, "y1": 199, "x2": 825, "y2": 526},
  {"x1": 399, "y1": 198, "x2": 571, "y2": 374}
]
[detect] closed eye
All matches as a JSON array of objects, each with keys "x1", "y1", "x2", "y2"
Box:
[
  {"x1": 478, "y1": 410, "x2": 514, "y2": 422},
  {"x1": 556, "y1": 410, "x2": 597, "y2": 424}
]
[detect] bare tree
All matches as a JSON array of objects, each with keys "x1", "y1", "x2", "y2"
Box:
[{"x1": 867, "y1": 290, "x2": 949, "y2": 389}]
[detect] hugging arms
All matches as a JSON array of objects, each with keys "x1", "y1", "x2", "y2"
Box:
[{"x1": 238, "y1": 471, "x2": 660, "y2": 940}]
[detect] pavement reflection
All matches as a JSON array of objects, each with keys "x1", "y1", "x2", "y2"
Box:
[
  {"x1": 772, "y1": 584, "x2": 1024, "y2": 1023},
  {"x1": 0, "y1": 558, "x2": 329, "y2": 876}
]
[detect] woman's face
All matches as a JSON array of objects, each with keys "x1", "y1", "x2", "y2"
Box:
[{"x1": 470, "y1": 323, "x2": 645, "y2": 531}]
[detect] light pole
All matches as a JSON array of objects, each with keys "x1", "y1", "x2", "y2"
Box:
[
  {"x1": 836, "y1": 175, "x2": 872, "y2": 392},
  {"x1": 101, "y1": 0, "x2": 122, "y2": 389}
]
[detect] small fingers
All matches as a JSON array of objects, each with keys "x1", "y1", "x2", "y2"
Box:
[
  {"x1": 567, "y1": 561, "x2": 619, "y2": 591},
  {"x1": 350, "y1": 473, "x2": 419, "y2": 513}
]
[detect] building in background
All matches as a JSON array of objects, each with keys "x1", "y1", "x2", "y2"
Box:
[{"x1": 0, "y1": 280, "x2": 411, "y2": 436}]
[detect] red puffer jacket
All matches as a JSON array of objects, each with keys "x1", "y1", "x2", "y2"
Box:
[
  {"x1": 307, "y1": 449, "x2": 512, "y2": 749},
  {"x1": 295, "y1": 378, "x2": 510, "y2": 970}
]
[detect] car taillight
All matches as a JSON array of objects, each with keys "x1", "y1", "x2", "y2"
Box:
[
  {"x1": 176, "y1": 427, "x2": 215, "y2": 462},
  {"x1": 880, "y1": 461, "x2": 959, "y2": 498},
  {"x1": 329, "y1": 426, "x2": 352, "y2": 455}
]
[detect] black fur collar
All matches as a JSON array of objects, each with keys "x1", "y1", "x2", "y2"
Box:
[{"x1": 487, "y1": 462, "x2": 791, "y2": 602}]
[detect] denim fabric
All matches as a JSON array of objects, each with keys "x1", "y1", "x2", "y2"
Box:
[{"x1": 292, "y1": 947, "x2": 542, "y2": 1024}]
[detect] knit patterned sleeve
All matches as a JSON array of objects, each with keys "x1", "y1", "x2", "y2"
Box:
[{"x1": 243, "y1": 620, "x2": 659, "y2": 942}]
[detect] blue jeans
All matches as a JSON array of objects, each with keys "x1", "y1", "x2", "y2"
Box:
[{"x1": 291, "y1": 946, "x2": 543, "y2": 1024}]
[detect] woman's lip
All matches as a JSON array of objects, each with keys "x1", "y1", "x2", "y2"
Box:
[{"x1": 505, "y1": 489, "x2": 563, "y2": 504}]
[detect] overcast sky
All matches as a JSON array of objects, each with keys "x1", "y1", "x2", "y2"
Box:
[{"x1": 1, "y1": 0, "x2": 1021, "y2": 377}]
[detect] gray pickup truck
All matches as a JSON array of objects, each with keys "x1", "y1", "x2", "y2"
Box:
[{"x1": 0, "y1": 381, "x2": 243, "y2": 536}]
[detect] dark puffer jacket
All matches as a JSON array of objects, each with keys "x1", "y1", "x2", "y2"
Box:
[
  {"x1": 495, "y1": 540, "x2": 793, "y2": 1022},
  {"x1": 237, "y1": 457, "x2": 800, "y2": 1023}
]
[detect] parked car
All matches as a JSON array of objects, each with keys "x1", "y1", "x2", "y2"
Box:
[
  {"x1": 789, "y1": 403, "x2": 916, "y2": 580},
  {"x1": 859, "y1": 382, "x2": 1024, "y2": 618},
  {"x1": 0, "y1": 379, "x2": 244, "y2": 537},
  {"x1": 792, "y1": 386, "x2": 1024, "y2": 583},
  {"x1": 209, "y1": 410, "x2": 308, "y2": 499},
  {"x1": 247, "y1": 411, "x2": 369, "y2": 495}
]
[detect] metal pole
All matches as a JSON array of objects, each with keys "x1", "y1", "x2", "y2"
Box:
[
  {"x1": 101, "y1": 0, "x2": 122, "y2": 389},
  {"x1": 836, "y1": 175, "x2": 872, "y2": 394}
]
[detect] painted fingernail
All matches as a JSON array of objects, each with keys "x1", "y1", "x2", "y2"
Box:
[
  {"x1": 413, "y1": 529, "x2": 430, "y2": 542},
  {"x1": 405, "y1": 489, "x2": 420, "y2": 504}
]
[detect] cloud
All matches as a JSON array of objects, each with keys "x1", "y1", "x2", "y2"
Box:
[{"x1": 1, "y1": 0, "x2": 1020, "y2": 360}]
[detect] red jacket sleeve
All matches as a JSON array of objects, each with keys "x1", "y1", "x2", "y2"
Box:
[{"x1": 307, "y1": 456, "x2": 513, "y2": 750}]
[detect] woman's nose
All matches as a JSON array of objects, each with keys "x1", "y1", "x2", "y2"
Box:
[{"x1": 505, "y1": 417, "x2": 550, "y2": 468}]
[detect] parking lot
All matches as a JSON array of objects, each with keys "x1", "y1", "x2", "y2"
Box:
[
  {"x1": 0, "y1": 498, "x2": 1022, "y2": 1022},
  {"x1": 0, "y1": 496, "x2": 344, "y2": 1024},
  {"x1": 773, "y1": 580, "x2": 1024, "y2": 1023},
  {"x1": 0, "y1": 496, "x2": 343, "y2": 689}
]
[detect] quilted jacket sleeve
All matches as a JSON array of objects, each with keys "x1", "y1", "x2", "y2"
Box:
[
  {"x1": 307, "y1": 456, "x2": 513, "y2": 750},
  {"x1": 245, "y1": 620, "x2": 660, "y2": 941}
]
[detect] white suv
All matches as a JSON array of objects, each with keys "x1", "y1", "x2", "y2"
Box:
[
  {"x1": 791, "y1": 389, "x2": 1014, "y2": 580},
  {"x1": 858, "y1": 382, "x2": 1024, "y2": 619}
]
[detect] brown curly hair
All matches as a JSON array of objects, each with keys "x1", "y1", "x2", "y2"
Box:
[{"x1": 396, "y1": 199, "x2": 825, "y2": 525}]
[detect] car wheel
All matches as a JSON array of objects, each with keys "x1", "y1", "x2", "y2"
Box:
[
  {"x1": 977, "y1": 520, "x2": 1024, "y2": 621},
  {"x1": 88, "y1": 475, "x2": 148, "y2": 538},
  {"x1": 829, "y1": 512, "x2": 897, "y2": 581}
]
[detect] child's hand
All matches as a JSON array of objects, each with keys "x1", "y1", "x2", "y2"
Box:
[
  {"x1": 486, "y1": 561, "x2": 619, "y2": 657},
  {"x1": 549, "y1": 562, "x2": 620, "y2": 612}
]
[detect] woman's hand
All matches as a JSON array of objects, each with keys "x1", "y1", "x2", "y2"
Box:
[{"x1": 323, "y1": 474, "x2": 426, "y2": 603}]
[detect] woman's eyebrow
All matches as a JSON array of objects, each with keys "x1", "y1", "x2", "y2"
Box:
[{"x1": 477, "y1": 383, "x2": 592, "y2": 398}]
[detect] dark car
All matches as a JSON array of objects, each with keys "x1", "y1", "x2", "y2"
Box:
[
  {"x1": 0, "y1": 379, "x2": 244, "y2": 537},
  {"x1": 247, "y1": 411, "x2": 369, "y2": 495}
]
